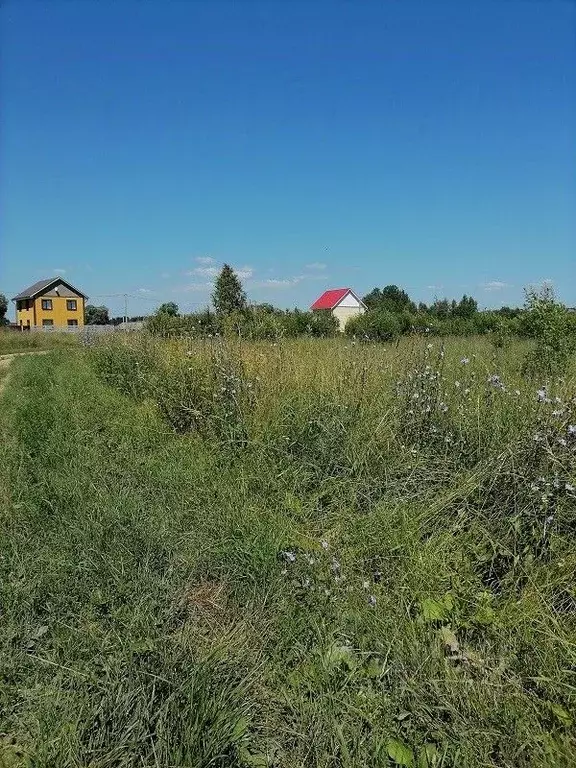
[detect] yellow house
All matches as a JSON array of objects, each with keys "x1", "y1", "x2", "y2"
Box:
[{"x1": 12, "y1": 277, "x2": 87, "y2": 329}]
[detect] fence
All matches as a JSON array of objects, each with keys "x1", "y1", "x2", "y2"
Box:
[{"x1": 28, "y1": 321, "x2": 144, "y2": 334}]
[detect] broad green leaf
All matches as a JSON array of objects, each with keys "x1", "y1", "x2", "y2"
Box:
[
  {"x1": 387, "y1": 738, "x2": 415, "y2": 766},
  {"x1": 418, "y1": 743, "x2": 440, "y2": 767},
  {"x1": 549, "y1": 703, "x2": 573, "y2": 728}
]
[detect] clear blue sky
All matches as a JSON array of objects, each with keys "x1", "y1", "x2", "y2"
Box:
[{"x1": 1, "y1": 0, "x2": 575, "y2": 318}]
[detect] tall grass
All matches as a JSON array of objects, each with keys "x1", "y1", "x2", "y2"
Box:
[
  {"x1": 0, "y1": 329, "x2": 79, "y2": 355},
  {"x1": 0, "y1": 336, "x2": 574, "y2": 767}
]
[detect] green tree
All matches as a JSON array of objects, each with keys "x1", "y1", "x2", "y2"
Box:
[
  {"x1": 0, "y1": 293, "x2": 9, "y2": 326},
  {"x1": 85, "y1": 304, "x2": 110, "y2": 325},
  {"x1": 363, "y1": 285, "x2": 415, "y2": 314},
  {"x1": 453, "y1": 294, "x2": 478, "y2": 319},
  {"x1": 430, "y1": 298, "x2": 451, "y2": 319},
  {"x1": 212, "y1": 264, "x2": 247, "y2": 315},
  {"x1": 156, "y1": 302, "x2": 179, "y2": 317}
]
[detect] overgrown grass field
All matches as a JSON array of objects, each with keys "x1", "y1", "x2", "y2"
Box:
[
  {"x1": 0, "y1": 330, "x2": 79, "y2": 356},
  {"x1": 1, "y1": 335, "x2": 575, "y2": 767}
]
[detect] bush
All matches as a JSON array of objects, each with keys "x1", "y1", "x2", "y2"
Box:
[
  {"x1": 521, "y1": 285, "x2": 576, "y2": 378},
  {"x1": 345, "y1": 310, "x2": 401, "y2": 341}
]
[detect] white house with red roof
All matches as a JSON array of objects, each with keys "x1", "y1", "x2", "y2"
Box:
[{"x1": 310, "y1": 288, "x2": 366, "y2": 330}]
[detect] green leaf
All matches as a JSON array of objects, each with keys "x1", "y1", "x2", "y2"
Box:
[
  {"x1": 324, "y1": 642, "x2": 356, "y2": 670},
  {"x1": 418, "y1": 743, "x2": 440, "y2": 767},
  {"x1": 231, "y1": 716, "x2": 250, "y2": 742},
  {"x1": 387, "y1": 738, "x2": 415, "y2": 766},
  {"x1": 549, "y1": 703, "x2": 573, "y2": 728},
  {"x1": 421, "y1": 593, "x2": 454, "y2": 622}
]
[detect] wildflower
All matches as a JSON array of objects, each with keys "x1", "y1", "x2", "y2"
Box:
[
  {"x1": 281, "y1": 568, "x2": 288, "y2": 576},
  {"x1": 537, "y1": 388, "x2": 548, "y2": 403},
  {"x1": 515, "y1": 390, "x2": 521, "y2": 396},
  {"x1": 439, "y1": 402, "x2": 448, "y2": 412},
  {"x1": 557, "y1": 438, "x2": 567, "y2": 447},
  {"x1": 488, "y1": 374, "x2": 504, "y2": 389},
  {"x1": 454, "y1": 381, "x2": 461, "y2": 388},
  {"x1": 551, "y1": 410, "x2": 564, "y2": 418},
  {"x1": 565, "y1": 483, "x2": 575, "y2": 493},
  {"x1": 568, "y1": 425, "x2": 576, "y2": 437},
  {"x1": 362, "y1": 580, "x2": 370, "y2": 589},
  {"x1": 373, "y1": 570, "x2": 383, "y2": 583},
  {"x1": 321, "y1": 540, "x2": 329, "y2": 550},
  {"x1": 331, "y1": 558, "x2": 341, "y2": 573},
  {"x1": 533, "y1": 433, "x2": 543, "y2": 442},
  {"x1": 427, "y1": 343, "x2": 433, "y2": 349},
  {"x1": 464, "y1": 388, "x2": 470, "y2": 395},
  {"x1": 460, "y1": 357, "x2": 470, "y2": 364},
  {"x1": 282, "y1": 551, "x2": 296, "y2": 563},
  {"x1": 368, "y1": 595, "x2": 377, "y2": 607},
  {"x1": 543, "y1": 514, "x2": 554, "y2": 536},
  {"x1": 304, "y1": 554, "x2": 315, "y2": 565},
  {"x1": 302, "y1": 578, "x2": 311, "y2": 588}
]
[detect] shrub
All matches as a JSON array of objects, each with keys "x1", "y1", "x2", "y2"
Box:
[
  {"x1": 345, "y1": 310, "x2": 401, "y2": 341},
  {"x1": 521, "y1": 284, "x2": 576, "y2": 378}
]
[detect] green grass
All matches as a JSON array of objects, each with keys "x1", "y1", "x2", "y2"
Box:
[
  {"x1": 0, "y1": 336, "x2": 575, "y2": 767},
  {"x1": 0, "y1": 329, "x2": 79, "y2": 355}
]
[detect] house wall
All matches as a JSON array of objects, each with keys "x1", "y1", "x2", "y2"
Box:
[
  {"x1": 337, "y1": 293, "x2": 363, "y2": 308},
  {"x1": 16, "y1": 294, "x2": 85, "y2": 328},
  {"x1": 332, "y1": 304, "x2": 365, "y2": 331},
  {"x1": 15, "y1": 299, "x2": 35, "y2": 328},
  {"x1": 34, "y1": 295, "x2": 85, "y2": 327}
]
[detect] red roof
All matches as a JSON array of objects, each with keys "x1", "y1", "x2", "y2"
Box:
[{"x1": 310, "y1": 288, "x2": 353, "y2": 310}]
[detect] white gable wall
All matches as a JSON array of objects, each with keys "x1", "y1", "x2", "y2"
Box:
[{"x1": 336, "y1": 291, "x2": 362, "y2": 308}]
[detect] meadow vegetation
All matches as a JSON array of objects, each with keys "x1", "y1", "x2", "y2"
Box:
[
  {"x1": 0, "y1": 329, "x2": 80, "y2": 356},
  {"x1": 1, "y1": 330, "x2": 575, "y2": 767}
]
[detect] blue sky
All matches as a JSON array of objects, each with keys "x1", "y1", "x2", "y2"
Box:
[{"x1": 1, "y1": 0, "x2": 575, "y2": 318}]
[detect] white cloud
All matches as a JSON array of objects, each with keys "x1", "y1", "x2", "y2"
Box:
[
  {"x1": 181, "y1": 281, "x2": 213, "y2": 292},
  {"x1": 195, "y1": 256, "x2": 215, "y2": 265},
  {"x1": 304, "y1": 262, "x2": 327, "y2": 271},
  {"x1": 185, "y1": 264, "x2": 253, "y2": 280},
  {"x1": 236, "y1": 266, "x2": 254, "y2": 280},
  {"x1": 53, "y1": 268, "x2": 66, "y2": 274},
  {"x1": 251, "y1": 276, "x2": 303, "y2": 289},
  {"x1": 187, "y1": 266, "x2": 220, "y2": 278},
  {"x1": 481, "y1": 281, "x2": 510, "y2": 292},
  {"x1": 137, "y1": 288, "x2": 152, "y2": 294},
  {"x1": 427, "y1": 284, "x2": 443, "y2": 291}
]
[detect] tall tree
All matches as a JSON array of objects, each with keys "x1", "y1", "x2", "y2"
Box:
[
  {"x1": 0, "y1": 293, "x2": 8, "y2": 326},
  {"x1": 212, "y1": 264, "x2": 247, "y2": 315},
  {"x1": 454, "y1": 294, "x2": 478, "y2": 318},
  {"x1": 156, "y1": 302, "x2": 179, "y2": 317},
  {"x1": 362, "y1": 285, "x2": 416, "y2": 314},
  {"x1": 85, "y1": 304, "x2": 110, "y2": 325}
]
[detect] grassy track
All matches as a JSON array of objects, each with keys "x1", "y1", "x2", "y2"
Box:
[{"x1": 0, "y1": 337, "x2": 574, "y2": 767}]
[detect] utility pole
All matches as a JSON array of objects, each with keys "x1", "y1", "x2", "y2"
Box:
[{"x1": 123, "y1": 293, "x2": 128, "y2": 327}]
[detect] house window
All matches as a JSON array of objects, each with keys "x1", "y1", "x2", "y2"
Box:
[
  {"x1": 67, "y1": 299, "x2": 77, "y2": 311},
  {"x1": 41, "y1": 299, "x2": 53, "y2": 310},
  {"x1": 67, "y1": 319, "x2": 78, "y2": 327},
  {"x1": 42, "y1": 319, "x2": 54, "y2": 327}
]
